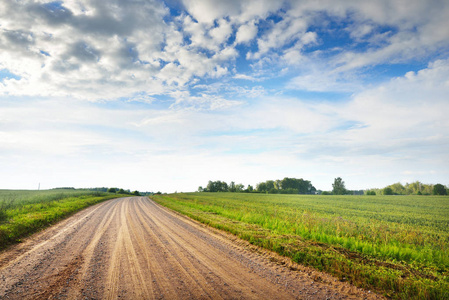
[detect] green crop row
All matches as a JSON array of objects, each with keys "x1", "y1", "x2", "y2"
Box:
[{"x1": 152, "y1": 192, "x2": 449, "y2": 300}]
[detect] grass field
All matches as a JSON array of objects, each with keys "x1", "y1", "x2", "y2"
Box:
[
  {"x1": 0, "y1": 189, "x2": 119, "y2": 250},
  {"x1": 152, "y1": 192, "x2": 449, "y2": 299}
]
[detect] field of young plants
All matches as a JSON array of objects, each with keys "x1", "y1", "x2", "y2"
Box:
[
  {"x1": 152, "y1": 192, "x2": 449, "y2": 299},
  {"x1": 0, "y1": 189, "x2": 119, "y2": 249}
]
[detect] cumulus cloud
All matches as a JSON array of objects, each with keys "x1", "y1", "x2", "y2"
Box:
[
  {"x1": 1, "y1": 59, "x2": 448, "y2": 191},
  {"x1": 235, "y1": 21, "x2": 258, "y2": 44},
  {"x1": 1, "y1": 0, "x2": 448, "y2": 104}
]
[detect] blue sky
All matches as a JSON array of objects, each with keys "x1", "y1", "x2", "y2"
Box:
[{"x1": 1, "y1": 0, "x2": 448, "y2": 192}]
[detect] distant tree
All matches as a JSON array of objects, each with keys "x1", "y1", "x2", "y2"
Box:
[
  {"x1": 198, "y1": 186, "x2": 203, "y2": 192},
  {"x1": 275, "y1": 180, "x2": 282, "y2": 190},
  {"x1": 235, "y1": 183, "x2": 245, "y2": 192},
  {"x1": 389, "y1": 182, "x2": 406, "y2": 195},
  {"x1": 383, "y1": 187, "x2": 394, "y2": 195},
  {"x1": 366, "y1": 190, "x2": 376, "y2": 195},
  {"x1": 405, "y1": 181, "x2": 423, "y2": 195},
  {"x1": 132, "y1": 190, "x2": 140, "y2": 196},
  {"x1": 229, "y1": 181, "x2": 236, "y2": 192},
  {"x1": 433, "y1": 184, "x2": 447, "y2": 195},
  {"x1": 107, "y1": 188, "x2": 117, "y2": 193},
  {"x1": 265, "y1": 180, "x2": 276, "y2": 191},
  {"x1": 332, "y1": 177, "x2": 347, "y2": 195},
  {"x1": 245, "y1": 185, "x2": 254, "y2": 193},
  {"x1": 118, "y1": 188, "x2": 126, "y2": 194},
  {"x1": 206, "y1": 181, "x2": 216, "y2": 192},
  {"x1": 256, "y1": 177, "x2": 316, "y2": 194},
  {"x1": 206, "y1": 180, "x2": 228, "y2": 192},
  {"x1": 219, "y1": 181, "x2": 228, "y2": 192},
  {"x1": 321, "y1": 191, "x2": 332, "y2": 195},
  {"x1": 256, "y1": 182, "x2": 267, "y2": 193}
]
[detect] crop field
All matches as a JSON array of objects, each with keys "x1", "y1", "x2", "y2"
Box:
[
  {"x1": 152, "y1": 192, "x2": 449, "y2": 299},
  {"x1": 0, "y1": 189, "x2": 119, "y2": 249}
]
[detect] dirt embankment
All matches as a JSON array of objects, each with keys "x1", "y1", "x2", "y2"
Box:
[{"x1": 0, "y1": 197, "x2": 383, "y2": 299}]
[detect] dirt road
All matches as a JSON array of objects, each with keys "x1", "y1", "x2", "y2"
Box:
[{"x1": 0, "y1": 197, "x2": 381, "y2": 299}]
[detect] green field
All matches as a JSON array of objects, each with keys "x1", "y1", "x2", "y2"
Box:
[
  {"x1": 152, "y1": 192, "x2": 449, "y2": 299},
  {"x1": 0, "y1": 189, "x2": 119, "y2": 249}
]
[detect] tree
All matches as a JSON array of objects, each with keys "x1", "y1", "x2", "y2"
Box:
[
  {"x1": 235, "y1": 183, "x2": 245, "y2": 192},
  {"x1": 265, "y1": 180, "x2": 276, "y2": 191},
  {"x1": 206, "y1": 180, "x2": 228, "y2": 192},
  {"x1": 433, "y1": 184, "x2": 447, "y2": 195},
  {"x1": 256, "y1": 182, "x2": 267, "y2": 193},
  {"x1": 332, "y1": 177, "x2": 347, "y2": 195},
  {"x1": 229, "y1": 181, "x2": 236, "y2": 192},
  {"x1": 132, "y1": 190, "x2": 140, "y2": 196},
  {"x1": 389, "y1": 182, "x2": 406, "y2": 195},
  {"x1": 107, "y1": 187, "x2": 117, "y2": 193},
  {"x1": 383, "y1": 187, "x2": 393, "y2": 195}
]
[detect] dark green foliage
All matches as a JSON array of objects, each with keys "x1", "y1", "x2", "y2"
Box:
[
  {"x1": 383, "y1": 187, "x2": 394, "y2": 195},
  {"x1": 433, "y1": 184, "x2": 447, "y2": 195},
  {"x1": 205, "y1": 180, "x2": 229, "y2": 192},
  {"x1": 257, "y1": 177, "x2": 316, "y2": 194},
  {"x1": 107, "y1": 187, "x2": 117, "y2": 193},
  {"x1": 332, "y1": 177, "x2": 347, "y2": 195}
]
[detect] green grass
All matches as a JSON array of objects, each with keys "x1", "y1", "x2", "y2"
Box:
[
  {"x1": 152, "y1": 192, "x2": 449, "y2": 300},
  {"x1": 0, "y1": 189, "x2": 120, "y2": 250}
]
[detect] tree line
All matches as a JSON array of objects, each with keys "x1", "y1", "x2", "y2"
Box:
[
  {"x1": 370, "y1": 181, "x2": 448, "y2": 196},
  {"x1": 198, "y1": 177, "x2": 448, "y2": 196},
  {"x1": 198, "y1": 177, "x2": 317, "y2": 194}
]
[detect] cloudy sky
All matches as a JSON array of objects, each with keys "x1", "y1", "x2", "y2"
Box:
[{"x1": 1, "y1": 0, "x2": 448, "y2": 192}]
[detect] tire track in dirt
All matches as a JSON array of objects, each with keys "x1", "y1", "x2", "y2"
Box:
[{"x1": 0, "y1": 197, "x2": 383, "y2": 299}]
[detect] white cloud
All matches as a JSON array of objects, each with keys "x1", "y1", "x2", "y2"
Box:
[
  {"x1": 1, "y1": 0, "x2": 448, "y2": 103},
  {"x1": 235, "y1": 21, "x2": 258, "y2": 44},
  {"x1": 1, "y1": 59, "x2": 448, "y2": 191},
  {"x1": 181, "y1": 0, "x2": 282, "y2": 24},
  {"x1": 1, "y1": 0, "x2": 448, "y2": 192}
]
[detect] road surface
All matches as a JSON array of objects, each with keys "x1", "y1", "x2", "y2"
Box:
[{"x1": 0, "y1": 197, "x2": 381, "y2": 299}]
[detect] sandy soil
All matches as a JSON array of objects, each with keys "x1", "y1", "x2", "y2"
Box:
[{"x1": 0, "y1": 197, "x2": 384, "y2": 299}]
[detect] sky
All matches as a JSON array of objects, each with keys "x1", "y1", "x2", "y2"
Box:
[{"x1": 1, "y1": 0, "x2": 449, "y2": 193}]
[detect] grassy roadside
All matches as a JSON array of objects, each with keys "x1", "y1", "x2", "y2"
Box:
[
  {"x1": 152, "y1": 192, "x2": 449, "y2": 300},
  {"x1": 0, "y1": 189, "x2": 121, "y2": 250}
]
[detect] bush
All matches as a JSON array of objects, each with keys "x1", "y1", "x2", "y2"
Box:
[
  {"x1": 433, "y1": 184, "x2": 447, "y2": 195},
  {"x1": 383, "y1": 187, "x2": 393, "y2": 195}
]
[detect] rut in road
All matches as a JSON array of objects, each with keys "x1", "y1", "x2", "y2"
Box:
[{"x1": 0, "y1": 197, "x2": 381, "y2": 299}]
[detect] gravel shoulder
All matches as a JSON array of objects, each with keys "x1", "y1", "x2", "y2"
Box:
[{"x1": 0, "y1": 197, "x2": 384, "y2": 299}]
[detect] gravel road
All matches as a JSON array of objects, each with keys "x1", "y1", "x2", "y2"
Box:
[{"x1": 0, "y1": 197, "x2": 383, "y2": 299}]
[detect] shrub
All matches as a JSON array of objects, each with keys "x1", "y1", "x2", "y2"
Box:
[{"x1": 383, "y1": 187, "x2": 393, "y2": 195}]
